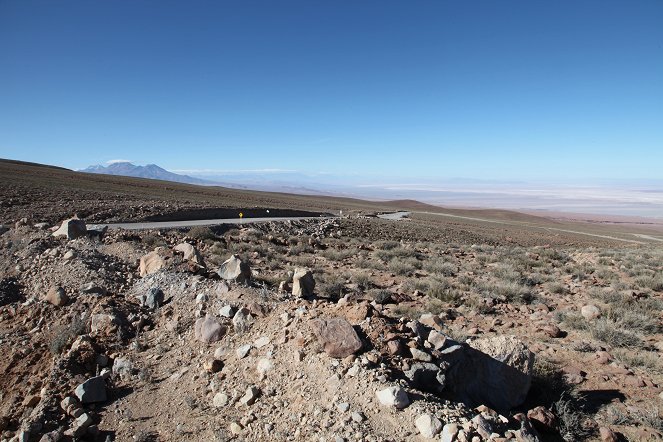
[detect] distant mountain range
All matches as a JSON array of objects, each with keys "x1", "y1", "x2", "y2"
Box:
[{"x1": 80, "y1": 162, "x2": 215, "y2": 186}]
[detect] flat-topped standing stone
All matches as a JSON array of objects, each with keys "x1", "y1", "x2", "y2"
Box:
[
  {"x1": 52, "y1": 217, "x2": 87, "y2": 240},
  {"x1": 310, "y1": 317, "x2": 362, "y2": 358},
  {"x1": 292, "y1": 268, "x2": 315, "y2": 297}
]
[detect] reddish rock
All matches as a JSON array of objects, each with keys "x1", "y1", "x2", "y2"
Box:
[
  {"x1": 595, "y1": 351, "x2": 611, "y2": 365},
  {"x1": 45, "y1": 286, "x2": 68, "y2": 307},
  {"x1": 344, "y1": 303, "x2": 371, "y2": 325},
  {"x1": 625, "y1": 376, "x2": 646, "y2": 388},
  {"x1": 419, "y1": 313, "x2": 444, "y2": 330},
  {"x1": 599, "y1": 427, "x2": 618, "y2": 442},
  {"x1": 387, "y1": 340, "x2": 404, "y2": 356},
  {"x1": 541, "y1": 324, "x2": 562, "y2": 338},
  {"x1": 527, "y1": 406, "x2": 557, "y2": 432},
  {"x1": 310, "y1": 317, "x2": 362, "y2": 358}
]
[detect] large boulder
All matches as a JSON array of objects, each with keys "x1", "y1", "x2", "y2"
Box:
[
  {"x1": 44, "y1": 286, "x2": 68, "y2": 307},
  {"x1": 52, "y1": 217, "x2": 87, "y2": 240},
  {"x1": 292, "y1": 268, "x2": 315, "y2": 297},
  {"x1": 195, "y1": 316, "x2": 227, "y2": 344},
  {"x1": 174, "y1": 243, "x2": 205, "y2": 267},
  {"x1": 139, "y1": 250, "x2": 167, "y2": 277},
  {"x1": 217, "y1": 255, "x2": 251, "y2": 283},
  {"x1": 446, "y1": 336, "x2": 534, "y2": 412},
  {"x1": 310, "y1": 317, "x2": 362, "y2": 358},
  {"x1": 74, "y1": 376, "x2": 107, "y2": 403}
]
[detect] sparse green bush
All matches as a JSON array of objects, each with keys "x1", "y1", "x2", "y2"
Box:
[
  {"x1": 613, "y1": 349, "x2": 662, "y2": 373},
  {"x1": 375, "y1": 240, "x2": 400, "y2": 250},
  {"x1": 423, "y1": 259, "x2": 457, "y2": 277},
  {"x1": 635, "y1": 275, "x2": 663, "y2": 292},
  {"x1": 141, "y1": 234, "x2": 167, "y2": 248},
  {"x1": 388, "y1": 257, "x2": 420, "y2": 276},
  {"x1": 352, "y1": 272, "x2": 373, "y2": 287},
  {"x1": 545, "y1": 281, "x2": 566, "y2": 294},
  {"x1": 187, "y1": 226, "x2": 217, "y2": 241},
  {"x1": 553, "y1": 392, "x2": 594, "y2": 441},
  {"x1": 590, "y1": 320, "x2": 644, "y2": 348},
  {"x1": 49, "y1": 315, "x2": 86, "y2": 354}
]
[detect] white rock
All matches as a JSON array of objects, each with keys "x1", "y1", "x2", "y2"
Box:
[
  {"x1": 236, "y1": 344, "x2": 252, "y2": 359},
  {"x1": 376, "y1": 386, "x2": 409, "y2": 409},
  {"x1": 581, "y1": 304, "x2": 600, "y2": 321},
  {"x1": 257, "y1": 358, "x2": 273, "y2": 378},
  {"x1": 441, "y1": 423, "x2": 459, "y2": 442},
  {"x1": 346, "y1": 365, "x2": 360, "y2": 377},
  {"x1": 415, "y1": 414, "x2": 443, "y2": 438},
  {"x1": 254, "y1": 336, "x2": 270, "y2": 349},
  {"x1": 219, "y1": 305, "x2": 235, "y2": 318},
  {"x1": 213, "y1": 392, "x2": 228, "y2": 407}
]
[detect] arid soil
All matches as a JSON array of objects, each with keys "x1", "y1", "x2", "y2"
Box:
[{"x1": 1, "y1": 160, "x2": 663, "y2": 442}]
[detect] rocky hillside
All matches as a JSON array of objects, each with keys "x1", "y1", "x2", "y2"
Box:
[{"x1": 1, "y1": 215, "x2": 662, "y2": 441}]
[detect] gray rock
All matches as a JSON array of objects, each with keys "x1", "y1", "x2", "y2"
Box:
[
  {"x1": 112, "y1": 358, "x2": 134, "y2": 380},
  {"x1": 74, "y1": 376, "x2": 107, "y2": 403},
  {"x1": 0, "y1": 225, "x2": 8, "y2": 235},
  {"x1": 405, "y1": 362, "x2": 446, "y2": 394},
  {"x1": 292, "y1": 268, "x2": 315, "y2": 297},
  {"x1": 213, "y1": 392, "x2": 228, "y2": 407},
  {"x1": 239, "y1": 386, "x2": 260, "y2": 406},
  {"x1": 52, "y1": 217, "x2": 87, "y2": 240},
  {"x1": 427, "y1": 330, "x2": 449, "y2": 350},
  {"x1": 219, "y1": 305, "x2": 235, "y2": 318},
  {"x1": 376, "y1": 386, "x2": 410, "y2": 409},
  {"x1": 410, "y1": 348, "x2": 433, "y2": 362},
  {"x1": 80, "y1": 283, "x2": 107, "y2": 296},
  {"x1": 194, "y1": 316, "x2": 227, "y2": 344},
  {"x1": 217, "y1": 254, "x2": 251, "y2": 283},
  {"x1": 232, "y1": 307, "x2": 254, "y2": 333},
  {"x1": 351, "y1": 412, "x2": 365, "y2": 423},
  {"x1": 66, "y1": 412, "x2": 94, "y2": 437},
  {"x1": 446, "y1": 336, "x2": 534, "y2": 412},
  {"x1": 60, "y1": 396, "x2": 78, "y2": 412},
  {"x1": 137, "y1": 287, "x2": 164, "y2": 310}
]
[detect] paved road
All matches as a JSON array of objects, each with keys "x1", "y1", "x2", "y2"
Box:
[
  {"x1": 377, "y1": 211, "x2": 411, "y2": 220},
  {"x1": 633, "y1": 233, "x2": 663, "y2": 242},
  {"x1": 88, "y1": 216, "x2": 330, "y2": 231},
  {"x1": 410, "y1": 210, "x2": 650, "y2": 244}
]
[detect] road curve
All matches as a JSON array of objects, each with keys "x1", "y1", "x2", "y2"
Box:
[{"x1": 88, "y1": 216, "x2": 331, "y2": 231}]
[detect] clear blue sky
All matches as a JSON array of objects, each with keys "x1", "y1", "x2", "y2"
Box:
[{"x1": 1, "y1": 0, "x2": 661, "y2": 181}]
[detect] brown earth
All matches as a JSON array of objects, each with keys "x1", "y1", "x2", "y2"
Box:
[{"x1": 1, "y1": 159, "x2": 662, "y2": 442}]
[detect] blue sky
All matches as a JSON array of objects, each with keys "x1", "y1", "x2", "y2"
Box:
[{"x1": 1, "y1": 0, "x2": 662, "y2": 181}]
